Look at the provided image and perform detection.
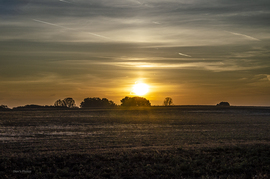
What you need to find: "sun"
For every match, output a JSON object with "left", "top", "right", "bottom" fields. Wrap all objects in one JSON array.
[{"left": 132, "top": 82, "right": 149, "bottom": 96}]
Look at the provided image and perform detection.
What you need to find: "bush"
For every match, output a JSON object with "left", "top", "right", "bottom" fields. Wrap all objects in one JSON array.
[
  {"left": 120, "top": 96, "right": 151, "bottom": 107},
  {"left": 0, "top": 105, "right": 9, "bottom": 110},
  {"left": 217, "top": 102, "right": 230, "bottom": 107},
  {"left": 54, "top": 98, "right": 76, "bottom": 108},
  {"left": 80, "top": 97, "right": 116, "bottom": 108}
]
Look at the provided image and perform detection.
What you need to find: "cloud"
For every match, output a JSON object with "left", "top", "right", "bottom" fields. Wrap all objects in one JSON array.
[
  {"left": 32, "top": 19, "right": 111, "bottom": 40},
  {"left": 152, "top": 21, "right": 161, "bottom": 24},
  {"left": 33, "top": 19, "right": 71, "bottom": 29},
  {"left": 97, "top": 59, "right": 265, "bottom": 72},
  {"left": 2, "top": 0, "right": 270, "bottom": 45},
  {"left": 179, "top": 53, "right": 192, "bottom": 57},
  {"left": 0, "top": 72, "right": 60, "bottom": 84},
  {"left": 226, "top": 31, "right": 260, "bottom": 41},
  {"left": 267, "top": 75, "right": 270, "bottom": 81},
  {"left": 59, "top": 0, "right": 72, "bottom": 4}
]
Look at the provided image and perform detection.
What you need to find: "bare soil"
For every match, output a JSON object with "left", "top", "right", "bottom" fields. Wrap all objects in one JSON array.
[{"left": 1, "top": 106, "right": 270, "bottom": 178}]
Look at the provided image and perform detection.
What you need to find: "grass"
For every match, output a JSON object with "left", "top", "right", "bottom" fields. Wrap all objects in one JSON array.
[{"left": 0, "top": 106, "right": 270, "bottom": 178}]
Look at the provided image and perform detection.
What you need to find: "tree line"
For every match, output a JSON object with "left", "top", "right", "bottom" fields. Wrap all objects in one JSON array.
[
  {"left": 0, "top": 97, "right": 232, "bottom": 110},
  {"left": 54, "top": 96, "right": 151, "bottom": 108},
  {"left": 53, "top": 96, "right": 170, "bottom": 108},
  {"left": 0, "top": 96, "right": 156, "bottom": 110}
]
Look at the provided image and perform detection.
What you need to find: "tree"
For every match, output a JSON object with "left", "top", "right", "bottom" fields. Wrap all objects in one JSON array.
[
  {"left": 101, "top": 98, "right": 117, "bottom": 107},
  {"left": 217, "top": 102, "right": 230, "bottom": 107},
  {"left": 62, "top": 97, "right": 76, "bottom": 108},
  {"left": 80, "top": 97, "right": 116, "bottom": 108},
  {"left": 120, "top": 96, "right": 151, "bottom": 107},
  {"left": 54, "top": 99, "right": 64, "bottom": 107},
  {"left": 0, "top": 105, "right": 9, "bottom": 110},
  {"left": 164, "top": 97, "right": 173, "bottom": 106},
  {"left": 54, "top": 98, "right": 76, "bottom": 108}
]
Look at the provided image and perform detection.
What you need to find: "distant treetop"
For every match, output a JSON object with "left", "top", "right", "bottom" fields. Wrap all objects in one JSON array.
[
  {"left": 120, "top": 96, "right": 151, "bottom": 107},
  {"left": 80, "top": 97, "right": 116, "bottom": 108},
  {"left": 12, "top": 104, "right": 66, "bottom": 110},
  {"left": 217, "top": 102, "right": 230, "bottom": 107},
  {"left": 164, "top": 97, "right": 173, "bottom": 106},
  {"left": 54, "top": 97, "right": 76, "bottom": 108},
  {"left": 0, "top": 105, "right": 9, "bottom": 110}
]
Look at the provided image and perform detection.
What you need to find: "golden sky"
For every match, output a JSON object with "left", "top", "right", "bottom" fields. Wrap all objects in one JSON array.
[{"left": 1, "top": 0, "right": 270, "bottom": 107}]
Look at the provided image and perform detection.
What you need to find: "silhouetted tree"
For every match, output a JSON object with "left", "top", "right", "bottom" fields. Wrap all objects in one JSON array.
[
  {"left": 164, "top": 97, "right": 173, "bottom": 106},
  {"left": 80, "top": 97, "right": 116, "bottom": 108},
  {"left": 121, "top": 96, "right": 151, "bottom": 107},
  {"left": 0, "top": 105, "right": 9, "bottom": 110},
  {"left": 217, "top": 102, "right": 230, "bottom": 107},
  {"left": 54, "top": 98, "right": 76, "bottom": 108},
  {"left": 54, "top": 99, "right": 65, "bottom": 107},
  {"left": 63, "top": 97, "right": 76, "bottom": 108}
]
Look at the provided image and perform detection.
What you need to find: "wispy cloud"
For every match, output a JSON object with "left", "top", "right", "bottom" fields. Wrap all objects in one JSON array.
[
  {"left": 226, "top": 31, "right": 260, "bottom": 41},
  {"left": 152, "top": 21, "right": 161, "bottom": 24},
  {"left": 33, "top": 19, "right": 71, "bottom": 30},
  {"left": 1, "top": 73, "right": 59, "bottom": 84},
  {"left": 129, "top": 0, "right": 142, "bottom": 5},
  {"left": 59, "top": 0, "right": 72, "bottom": 4},
  {"left": 179, "top": 53, "right": 192, "bottom": 57},
  {"left": 97, "top": 60, "right": 264, "bottom": 72},
  {"left": 267, "top": 75, "right": 270, "bottom": 81},
  {"left": 32, "top": 19, "right": 111, "bottom": 40}
]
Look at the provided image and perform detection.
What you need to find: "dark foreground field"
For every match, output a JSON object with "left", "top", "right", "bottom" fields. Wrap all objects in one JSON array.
[{"left": 1, "top": 106, "right": 270, "bottom": 178}]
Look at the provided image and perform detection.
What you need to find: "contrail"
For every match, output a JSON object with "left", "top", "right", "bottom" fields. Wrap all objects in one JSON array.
[
  {"left": 227, "top": 31, "right": 260, "bottom": 41},
  {"left": 33, "top": 19, "right": 70, "bottom": 29},
  {"left": 152, "top": 21, "right": 161, "bottom": 24},
  {"left": 88, "top": 32, "right": 111, "bottom": 40},
  {"left": 59, "top": 0, "right": 72, "bottom": 4},
  {"left": 179, "top": 53, "right": 192, "bottom": 57},
  {"left": 129, "top": 0, "right": 142, "bottom": 5},
  {"left": 32, "top": 19, "right": 111, "bottom": 40}
]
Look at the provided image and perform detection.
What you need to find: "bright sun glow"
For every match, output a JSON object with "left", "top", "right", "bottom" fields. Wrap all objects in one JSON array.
[{"left": 132, "top": 82, "right": 149, "bottom": 96}]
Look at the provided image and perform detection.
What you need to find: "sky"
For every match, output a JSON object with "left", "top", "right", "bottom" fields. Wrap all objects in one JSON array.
[{"left": 1, "top": 0, "right": 270, "bottom": 107}]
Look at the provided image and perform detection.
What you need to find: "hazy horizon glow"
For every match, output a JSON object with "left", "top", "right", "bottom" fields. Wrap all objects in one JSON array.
[{"left": 1, "top": 0, "right": 270, "bottom": 107}]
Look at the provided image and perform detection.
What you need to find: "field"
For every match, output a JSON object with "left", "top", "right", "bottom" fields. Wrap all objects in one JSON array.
[{"left": 1, "top": 106, "right": 270, "bottom": 178}]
